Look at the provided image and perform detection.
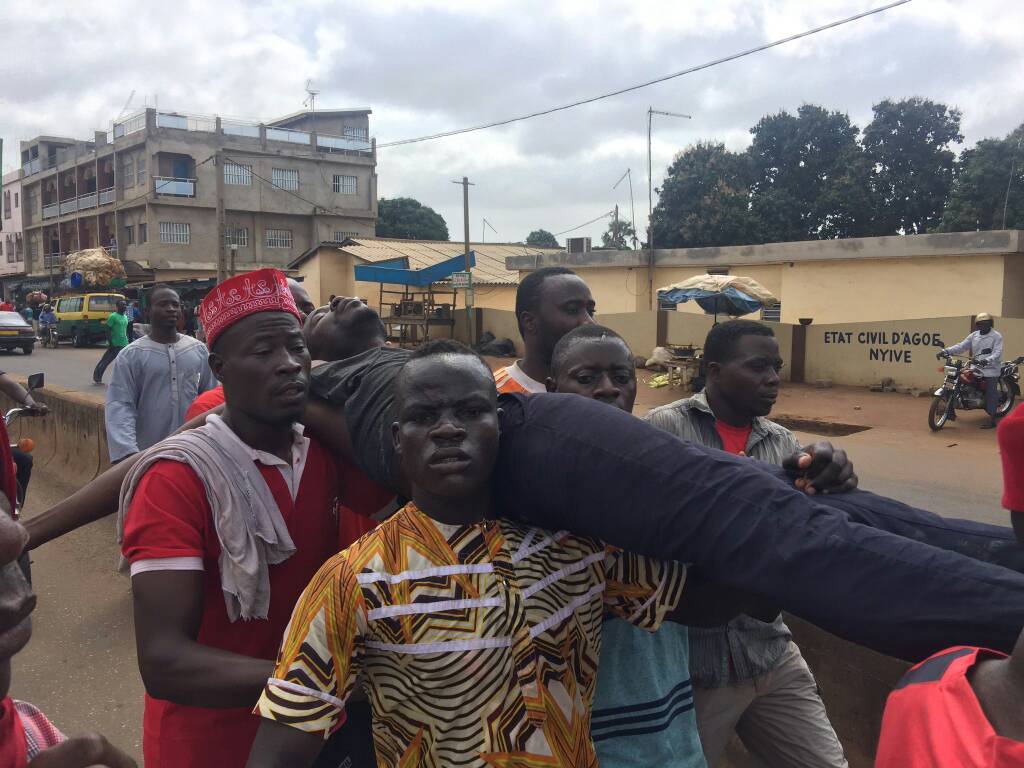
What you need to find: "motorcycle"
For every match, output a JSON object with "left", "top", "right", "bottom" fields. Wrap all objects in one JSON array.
[
  {"left": 928, "top": 353, "right": 1022, "bottom": 431},
  {"left": 41, "top": 324, "right": 59, "bottom": 348},
  {"left": 6, "top": 372, "right": 46, "bottom": 581}
]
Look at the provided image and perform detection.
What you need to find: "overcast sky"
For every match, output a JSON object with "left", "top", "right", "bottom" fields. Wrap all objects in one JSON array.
[{"left": 2, "top": 0, "right": 1022, "bottom": 245}]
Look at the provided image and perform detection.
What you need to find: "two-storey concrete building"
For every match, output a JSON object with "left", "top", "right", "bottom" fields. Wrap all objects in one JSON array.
[
  {"left": 13, "top": 106, "right": 377, "bottom": 298},
  {"left": 1, "top": 169, "right": 25, "bottom": 282}
]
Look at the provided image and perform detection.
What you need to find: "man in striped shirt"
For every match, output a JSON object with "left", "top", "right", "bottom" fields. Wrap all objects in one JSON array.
[
  {"left": 494, "top": 267, "right": 596, "bottom": 394},
  {"left": 248, "top": 340, "right": 743, "bottom": 768}
]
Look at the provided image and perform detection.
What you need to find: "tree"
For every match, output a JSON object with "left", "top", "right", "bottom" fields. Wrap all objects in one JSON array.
[
  {"left": 748, "top": 104, "right": 873, "bottom": 242},
  {"left": 525, "top": 229, "right": 559, "bottom": 248},
  {"left": 651, "top": 141, "right": 763, "bottom": 248},
  {"left": 601, "top": 217, "right": 637, "bottom": 249},
  {"left": 376, "top": 197, "right": 450, "bottom": 240},
  {"left": 940, "top": 124, "right": 1024, "bottom": 232},
  {"left": 863, "top": 98, "right": 963, "bottom": 235}
]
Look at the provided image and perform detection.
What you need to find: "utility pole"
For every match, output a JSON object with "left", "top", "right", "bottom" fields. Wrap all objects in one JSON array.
[
  {"left": 452, "top": 176, "right": 475, "bottom": 344},
  {"left": 215, "top": 149, "right": 226, "bottom": 283},
  {"left": 647, "top": 107, "right": 691, "bottom": 309}
]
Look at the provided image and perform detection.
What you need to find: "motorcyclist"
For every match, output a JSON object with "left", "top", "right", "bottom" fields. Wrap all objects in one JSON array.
[
  {"left": 938, "top": 312, "right": 1004, "bottom": 429},
  {"left": 38, "top": 304, "right": 57, "bottom": 345}
]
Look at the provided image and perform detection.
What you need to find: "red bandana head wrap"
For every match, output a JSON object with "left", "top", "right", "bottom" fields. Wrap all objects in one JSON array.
[{"left": 199, "top": 269, "right": 302, "bottom": 350}]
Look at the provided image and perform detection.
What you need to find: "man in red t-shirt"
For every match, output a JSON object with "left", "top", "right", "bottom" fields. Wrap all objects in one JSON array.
[
  {"left": 876, "top": 403, "right": 1024, "bottom": 766},
  {"left": 120, "top": 270, "right": 355, "bottom": 768}
]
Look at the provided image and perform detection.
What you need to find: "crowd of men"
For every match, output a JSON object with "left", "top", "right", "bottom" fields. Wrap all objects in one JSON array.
[{"left": 0, "top": 266, "right": 1022, "bottom": 767}]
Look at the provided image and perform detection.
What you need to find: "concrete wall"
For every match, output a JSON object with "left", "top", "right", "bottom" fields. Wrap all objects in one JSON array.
[
  {"left": 804, "top": 316, "right": 972, "bottom": 390},
  {"left": 778, "top": 254, "right": 1008, "bottom": 324},
  {"left": 1004, "top": 253, "right": 1024, "bottom": 318},
  {"left": 591, "top": 311, "right": 659, "bottom": 359}
]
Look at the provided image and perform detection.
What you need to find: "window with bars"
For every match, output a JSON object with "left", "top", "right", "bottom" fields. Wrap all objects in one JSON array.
[
  {"left": 224, "top": 163, "right": 252, "bottom": 186},
  {"left": 137, "top": 157, "right": 147, "bottom": 186},
  {"left": 124, "top": 225, "right": 135, "bottom": 245},
  {"left": 5, "top": 240, "right": 13, "bottom": 263},
  {"left": 122, "top": 156, "right": 135, "bottom": 188},
  {"left": 225, "top": 227, "right": 249, "bottom": 247},
  {"left": 332, "top": 231, "right": 358, "bottom": 242},
  {"left": 333, "top": 175, "right": 357, "bottom": 194},
  {"left": 271, "top": 168, "right": 299, "bottom": 191},
  {"left": 342, "top": 126, "right": 368, "bottom": 139},
  {"left": 159, "top": 222, "right": 191, "bottom": 244},
  {"left": 139, "top": 223, "right": 147, "bottom": 244},
  {"left": 264, "top": 228, "right": 292, "bottom": 248},
  {"left": 761, "top": 304, "right": 782, "bottom": 323},
  {"left": 28, "top": 239, "right": 38, "bottom": 260},
  {"left": 13, "top": 193, "right": 18, "bottom": 209}
]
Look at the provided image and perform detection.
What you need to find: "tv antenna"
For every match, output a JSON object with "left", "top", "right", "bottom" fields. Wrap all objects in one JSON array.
[
  {"left": 613, "top": 168, "right": 639, "bottom": 249},
  {"left": 303, "top": 80, "right": 320, "bottom": 113},
  {"left": 482, "top": 218, "right": 498, "bottom": 242}
]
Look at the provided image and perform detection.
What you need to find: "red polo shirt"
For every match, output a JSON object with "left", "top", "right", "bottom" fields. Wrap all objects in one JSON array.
[
  {"left": 121, "top": 438, "right": 340, "bottom": 768},
  {"left": 877, "top": 646, "right": 1024, "bottom": 767}
]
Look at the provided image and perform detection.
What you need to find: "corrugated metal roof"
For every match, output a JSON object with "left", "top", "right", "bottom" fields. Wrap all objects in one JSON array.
[{"left": 341, "top": 238, "right": 562, "bottom": 286}]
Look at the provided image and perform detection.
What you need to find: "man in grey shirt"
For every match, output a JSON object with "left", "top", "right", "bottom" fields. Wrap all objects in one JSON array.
[
  {"left": 646, "top": 319, "right": 852, "bottom": 768},
  {"left": 105, "top": 285, "right": 216, "bottom": 462}
]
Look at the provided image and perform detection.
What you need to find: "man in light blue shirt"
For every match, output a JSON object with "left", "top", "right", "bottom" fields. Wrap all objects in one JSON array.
[
  {"left": 941, "top": 312, "right": 1004, "bottom": 429},
  {"left": 105, "top": 286, "right": 216, "bottom": 462}
]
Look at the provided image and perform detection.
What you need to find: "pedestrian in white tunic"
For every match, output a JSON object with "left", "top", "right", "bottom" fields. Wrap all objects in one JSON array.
[{"left": 105, "top": 286, "right": 216, "bottom": 462}]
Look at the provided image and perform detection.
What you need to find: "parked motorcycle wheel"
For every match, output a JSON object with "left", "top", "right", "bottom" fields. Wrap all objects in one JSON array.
[
  {"left": 996, "top": 378, "right": 1016, "bottom": 417},
  {"left": 928, "top": 394, "right": 952, "bottom": 431}
]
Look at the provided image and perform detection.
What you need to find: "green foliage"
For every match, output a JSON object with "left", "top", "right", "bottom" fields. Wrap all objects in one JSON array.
[
  {"left": 863, "top": 98, "right": 963, "bottom": 234},
  {"left": 748, "top": 105, "right": 873, "bottom": 241},
  {"left": 525, "top": 229, "right": 560, "bottom": 248},
  {"left": 651, "top": 142, "right": 763, "bottom": 248},
  {"left": 376, "top": 197, "right": 450, "bottom": 241},
  {"left": 601, "top": 217, "right": 637, "bottom": 249},
  {"left": 940, "top": 124, "right": 1024, "bottom": 232}
]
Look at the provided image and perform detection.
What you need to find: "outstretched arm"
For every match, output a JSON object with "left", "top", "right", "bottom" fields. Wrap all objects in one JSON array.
[{"left": 24, "top": 397, "right": 363, "bottom": 550}]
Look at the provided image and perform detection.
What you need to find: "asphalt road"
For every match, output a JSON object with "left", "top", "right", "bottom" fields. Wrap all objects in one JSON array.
[
  {"left": 0, "top": 341, "right": 120, "bottom": 394},
  {"left": 6, "top": 367, "right": 1018, "bottom": 762}
]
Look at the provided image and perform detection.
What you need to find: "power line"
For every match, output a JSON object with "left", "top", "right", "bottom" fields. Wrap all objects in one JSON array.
[
  {"left": 377, "top": 0, "right": 911, "bottom": 149},
  {"left": 554, "top": 210, "right": 614, "bottom": 237}
]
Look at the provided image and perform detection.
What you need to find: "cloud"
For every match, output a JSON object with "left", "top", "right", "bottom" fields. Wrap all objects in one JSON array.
[{"left": 2, "top": 0, "right": 1022, "bottom": 246}]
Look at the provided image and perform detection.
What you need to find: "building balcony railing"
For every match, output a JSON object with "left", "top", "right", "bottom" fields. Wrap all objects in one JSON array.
[
  {"left": 113, "top": 112, "right": 146, "bottom": 139},
  {"left": 154, "top": 177, "right": 196, "bottom": 197},
  {"left": 59, "top": 199, "right": 78, "bottom": 216},
  {"left": 98, "top": 187, "right": 115, "bottom": 205},
  {"left": 266, "top": 126, "right": 311, "bottom": 145},
  {"left": 78, "top": 192, "right": 97, "bottom": 210},
  {"left": 42, "top": 253, "right": 66, "bottom": 270},
  {"left": 22, "top": 158, "right": 41, "bottom": 176},
  {"left": 42, "top": 204, "right": 59, "bottom": 220},
  {"left": 317, "top": 134, "right": 372, "bottom": 153},
  {"left": 156, "top": 112, "right": 217, "bottom": 132}
]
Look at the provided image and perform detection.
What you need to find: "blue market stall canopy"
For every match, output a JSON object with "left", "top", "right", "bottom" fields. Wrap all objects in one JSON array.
[
  {"left": 354, "top": 251, "right": 476, "bottom": 286},
  {"left": 657, "top": 274, "right": 778, "bottom": 318}
]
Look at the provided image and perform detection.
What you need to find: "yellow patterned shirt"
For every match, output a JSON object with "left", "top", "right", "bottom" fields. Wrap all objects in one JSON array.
[{"left": 256, "top": 502, "right": 687, "bottom": 767}]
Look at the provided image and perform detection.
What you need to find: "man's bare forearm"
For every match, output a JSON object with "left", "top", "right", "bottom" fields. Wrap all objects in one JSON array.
[
  {"left": 24, "top": 453, "right": 141, "bottom": 549},
  {"left": 141, "top": 637, "right": 275, "bottom": 709}
]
